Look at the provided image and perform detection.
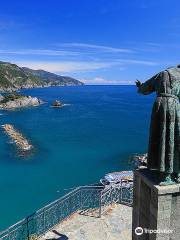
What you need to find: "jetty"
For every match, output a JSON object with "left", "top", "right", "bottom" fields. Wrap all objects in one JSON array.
[{"left": 1, "top": 124, "right": 33, "bottom": 151}]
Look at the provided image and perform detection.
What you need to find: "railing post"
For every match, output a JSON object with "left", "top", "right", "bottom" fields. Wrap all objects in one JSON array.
[
  {"left": 80, "top": 188, "right": 82, "bottom": 211},
  {"left": 8, "top": 227, "right": 10, "bottom": 240},
  {"left": 27, "top": 217, "right": 30, "bottom": 240},
  {"left": 111, "top": 186, "right": 113, "bottom": 204},
  {"left": 119, "top": 180, "right": 123, "bottom": 204},
  {"left": 99, "top": 191, "right": 102, "bottom": 218},
  {"left": 43, "top": 209, "right": 46, "bottom": 232}
]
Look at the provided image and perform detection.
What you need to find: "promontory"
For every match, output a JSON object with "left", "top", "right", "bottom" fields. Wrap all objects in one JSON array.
[
  {"left": 0, "top": 61, "right": 84, "bottom": 92},
  {"left": 0, "top": 92, "right": 43, "bottom": 110}
]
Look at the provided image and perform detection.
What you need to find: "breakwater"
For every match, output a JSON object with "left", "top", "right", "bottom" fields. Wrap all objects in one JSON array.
[{"left": 1, "top": 124, "right": 32, "bottom": 151}]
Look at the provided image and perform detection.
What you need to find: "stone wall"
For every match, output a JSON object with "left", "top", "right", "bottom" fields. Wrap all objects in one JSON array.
[{"left": 132, "top": 169, "right": 180, "bottom": 240}]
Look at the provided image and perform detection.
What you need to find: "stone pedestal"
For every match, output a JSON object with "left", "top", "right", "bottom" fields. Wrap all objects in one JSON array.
[{"left": 132, "top": 169, "right": 180, "bottom": 240}]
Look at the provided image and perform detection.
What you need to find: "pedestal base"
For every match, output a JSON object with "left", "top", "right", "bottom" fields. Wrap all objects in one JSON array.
[{"left": 132, "top": 169, "right": 180, "bottom": 240}]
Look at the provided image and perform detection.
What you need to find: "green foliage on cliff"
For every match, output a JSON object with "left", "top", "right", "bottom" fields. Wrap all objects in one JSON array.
[
  {"left": 0, "top": 92, "right": 27, "bottom": 103},
  {"left": 0, "top": 61, "right": 83, "bottom": 91}
]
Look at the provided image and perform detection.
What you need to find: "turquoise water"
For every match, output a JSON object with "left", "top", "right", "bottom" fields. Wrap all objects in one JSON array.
[{"left": 0, "top": 85, "right": 153, "bottom": 230}]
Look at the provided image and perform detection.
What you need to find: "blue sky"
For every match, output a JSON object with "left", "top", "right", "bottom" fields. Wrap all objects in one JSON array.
[{"left": 0, "top": 0, "right": 180, "bottom": 84}]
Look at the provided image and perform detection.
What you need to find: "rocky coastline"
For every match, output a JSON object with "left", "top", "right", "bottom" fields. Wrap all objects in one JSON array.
[
  {"left": 0, "top": 94, "right": 43, "bottom": 110},
  {"left": 0, "top": 61, "right": 84, "bottom": 93},
  {"left": 2, "top": 124, "right": 33, "bottom": 151}
]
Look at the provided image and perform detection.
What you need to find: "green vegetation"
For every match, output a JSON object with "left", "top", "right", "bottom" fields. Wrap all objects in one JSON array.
[
  {"left": 0, "top": 61, "right": 83, "bottom": 91},
  {"left": 0, "top": 62, "right": 43, "bottom": 90},
  {"left": 0, "top": 92, "right": 27, "bottom": 104}
]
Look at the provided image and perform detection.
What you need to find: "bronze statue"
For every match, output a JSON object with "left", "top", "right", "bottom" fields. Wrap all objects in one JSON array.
[{"left": 136, "top": 65, "right": 180, "bottom": 185}]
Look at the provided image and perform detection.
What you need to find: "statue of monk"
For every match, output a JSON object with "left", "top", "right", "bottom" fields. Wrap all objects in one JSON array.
[{"left": 136, "top": 65, "right": 180, "bottom": 185}]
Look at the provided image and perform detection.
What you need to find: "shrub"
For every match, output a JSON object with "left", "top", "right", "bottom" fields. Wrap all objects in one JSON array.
[{"left": 0, "top": 92, "right": 28, "bottom": 103}]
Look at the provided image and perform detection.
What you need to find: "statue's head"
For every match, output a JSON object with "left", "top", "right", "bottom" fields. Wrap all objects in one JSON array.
[{"left": 177, "top": 64, "right": 180, "bottom": 68}]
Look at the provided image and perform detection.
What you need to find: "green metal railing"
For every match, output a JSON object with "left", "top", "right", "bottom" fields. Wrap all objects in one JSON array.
[{"left": 0, "top": 184, "right": 133, "bottom": 240}]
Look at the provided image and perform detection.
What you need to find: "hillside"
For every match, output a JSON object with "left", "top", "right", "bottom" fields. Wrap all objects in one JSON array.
[{"left": 0, "top": 61, "right": 83, "bottom": 91}]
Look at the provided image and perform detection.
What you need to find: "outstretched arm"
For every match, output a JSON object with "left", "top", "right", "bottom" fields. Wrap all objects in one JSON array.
[{"left": 136, "top": 73, "right": 160, "bottom": 95}]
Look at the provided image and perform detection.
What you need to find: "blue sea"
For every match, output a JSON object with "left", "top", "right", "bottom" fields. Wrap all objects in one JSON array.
[{"left": 0, "top": 85, "right": 153, "bottom": 230}]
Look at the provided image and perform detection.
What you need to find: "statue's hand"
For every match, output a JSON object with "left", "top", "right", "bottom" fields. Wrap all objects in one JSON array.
[{"left": 135, "top": 80, "right": 142, "bottom": 88}]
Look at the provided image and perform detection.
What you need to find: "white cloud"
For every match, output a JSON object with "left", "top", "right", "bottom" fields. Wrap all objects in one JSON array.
[
  {"left": 116, "top": 59, "right": 158, "bottom": 66},
  {"left": 59, "top": 42, "right": 134, "bottom": 53},
  {"left": 81, "top": 77, "right": 134, "bottom": 85},
  {"left": 16, "top": 60, "right": 121, "bottom": 73},
  {"left": 0, "top": 44, "right": 158, "bottom": 70},
  {"left": 14, "top": 57, "right": 157, "bottom": 74},
  {"left": 0, "top": 42, "right": 134, "bottom": 58},
  {"left": 0, "top": 49, "right": 79, "bottom": 56}
]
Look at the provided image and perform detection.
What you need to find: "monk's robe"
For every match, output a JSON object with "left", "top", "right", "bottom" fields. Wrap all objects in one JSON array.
[{"left": 138, "top": 67, "right": 180, "bottom": 174}]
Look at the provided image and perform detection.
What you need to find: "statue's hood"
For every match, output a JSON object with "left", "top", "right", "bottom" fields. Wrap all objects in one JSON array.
[
  {"left": 166, "top": 67, "right": 180, "bottom": 88},
  {"left": 167, "top": 67, "right": 180, "bottom": 78}
]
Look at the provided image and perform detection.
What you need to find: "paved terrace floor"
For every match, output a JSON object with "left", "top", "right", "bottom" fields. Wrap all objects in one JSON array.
[{"left": 40, "top": 204, "right": 132, "bottom": 240}]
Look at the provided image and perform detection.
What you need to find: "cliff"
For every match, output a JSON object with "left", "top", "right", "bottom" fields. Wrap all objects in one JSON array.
[
  {"left": 0, "top": 92, "right": 42, "bottom": 109},
  {"left": 0, "top": 61, "right": 84, "bottom": 91}
]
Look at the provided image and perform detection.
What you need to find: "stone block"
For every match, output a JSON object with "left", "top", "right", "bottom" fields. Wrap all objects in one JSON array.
[{"left": 132, "top": 169, "right": 180, "bottom": 240}]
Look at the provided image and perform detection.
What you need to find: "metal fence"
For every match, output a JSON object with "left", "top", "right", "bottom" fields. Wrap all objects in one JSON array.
[
  {"left": 0, "top": 183, "right": 133, "bottom": 240},
  {"left": 100, "top": 181, "right": 133, "bottom": 215}
]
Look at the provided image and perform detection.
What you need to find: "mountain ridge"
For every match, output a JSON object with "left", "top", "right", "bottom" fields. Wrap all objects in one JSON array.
[{"left": 0, "top": 61, "right": 84, "bottom": 91}]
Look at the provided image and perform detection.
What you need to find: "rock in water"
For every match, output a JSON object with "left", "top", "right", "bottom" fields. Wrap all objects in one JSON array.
[
  {"left": 51, "top": 100, "right": 64, "bottom": 107},
  {"left": 0, "top": 95, "right": 43, "bottom": 109},
  {"left": 2, "top": 124, "right": 33, "bottom": 151}
]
